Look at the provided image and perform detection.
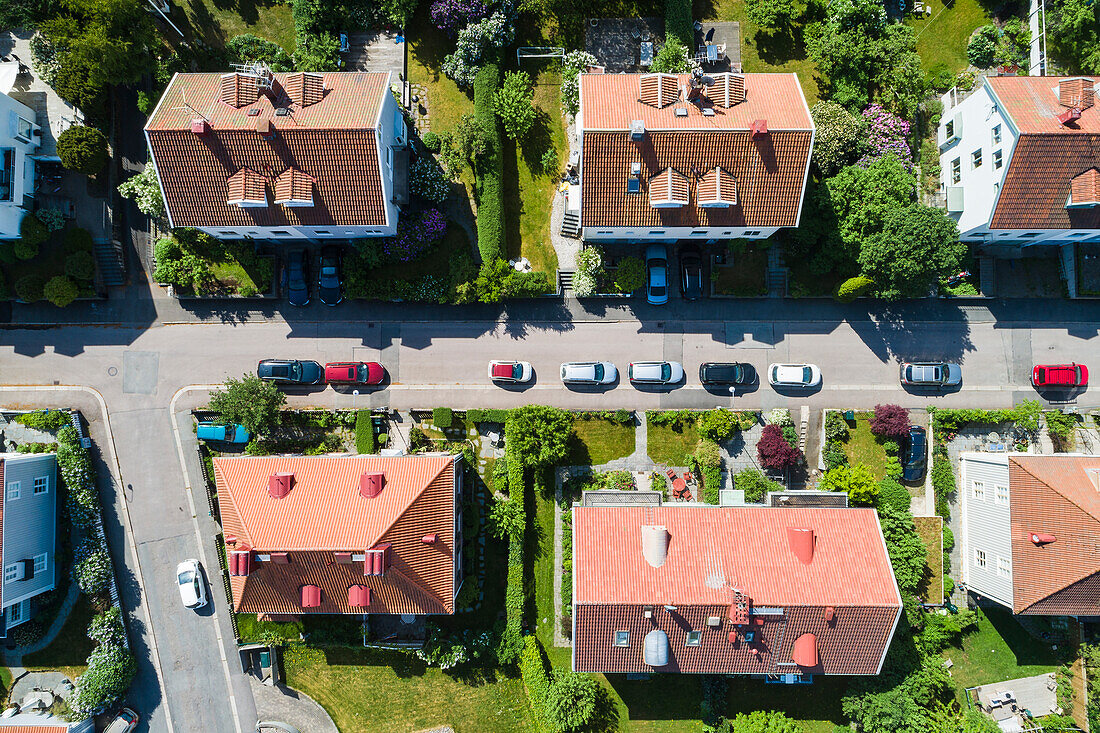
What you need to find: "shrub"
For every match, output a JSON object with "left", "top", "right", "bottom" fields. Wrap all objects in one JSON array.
[
  {"left": 665, "top": 0, "right": 694, "bottom": 47},
  {"left": 823, "top": 441, "right": 848, "bottom": 469},
  {"left": 539, "top": 147, "right": 558, "bottom": 175},
  {"left": 931, "top": 448, "right": 955, "bottom": 519},
  {"left": 943, "top": 575, "right": 955, "bottom": 599},
  {"left": 494, "top": 71, "right": 536, "bottom": 141},
  {"left": 699, "top": 409, "right": 753, "bottom": 442},
  {"left": 735, "top": 468, "right": 782, "bottom": 503},
  {"left": 836, "top": 275, "right": 874, "bottom": 302},
  {"left": 431, "top": 0, "right": 489, "bottom": 35},
  {"left": 942, "top": 525, "right": 954, "bottom": 551},
  {"left": 441, "top": 11, "right": 514, "bottom": 87},
  {"left": 758, "top": 424, "right": 803, "bottom": 470},
  {"left": 20, "top": 214, "right": 49, "bottom": 247},
  {"left": 878, "top": 476, "right": 911, "bottom": 512},
  {"left": 71, "top": 642, "right": 137, "bottom": 717},
  {"left": 857, "top": 104, "right": 912, "bottom": 169},
  {"left": 385, "top": 209, "right": 447, "bottom": 263},
  {"left": 869, "top": 404, "right": 910, "bottom": 439},
  {"left": 614, "top": 255, "right": 645, "bottom": 293},
  {"left": 65, "top": 227, "right": 94, "bottom": 254},
  {"left": 433, "top": 407, "right": 454, "bottom": 429},
  {"left": 355, "top": 410, "right": 375, "bottom": 454},
  {"left": 473, "top": 62, "right": 504, "bottom": 263},
  {"left": 14, "top": 238, "right": 38, "bottom": 260},
  {"left": 75, "top": 543, "right": 113, "bottom": 595},
  {"left": 118, "top": 163, "right": 165, "bottom": 217},
  {"left": 35, "top": 208, "right": 65, "bottom": 232},
  {"left": 520, "top": 636, "right": 553, "bottom": 729},
  {"left": 820, "top": 463, "right": 878, "bottom": 505},
  {"left": 227, "top": 33, "right": 292, "bottom": 70},
  {"left": 11, "top": 620, "right": 45, "bottom": 647},
  {"left": 651, "top": 35, "right": 696, "bottom": 74},
  {"left": 546, "top": 670, "right": 600, "bottom": 732},
  {"left": 422, "top": 131, "right": 442, "bottom": 152},
  {"left": 15, "top": 274, "right": 46, "bottom": 302},
  {"left": 488, "top": 496, "right": 524, "bottom": 540},
  {"left": 14, "top": 410, "right": 72, "bottom": 432},
  {"left": 811, "top": 101, "right": 867, "bottom": 175},
  {"left": 967, "top": 25, "right": 999, "bottom": 68},
  {"left": 765, "top": 408, "right": 792, "bottom": 426},
  {"left": 878, "top": 505, "right": 928, "bottom": 595},
  {"left": 561, "top": 50, "right": 598, "bottom": 118},
  {"left": 409, "top": 157, "right": 451, "bottom": 203},
  {"left": 825, "top": 411, "right": 850, "bottom": 442},
  {"left": 408, "top": 426, "right": 428, "bottom": 451},
  {"left": 209, "top": 373, "right": 286, "bottom": 435},
  {"left": 66, "top": 250, "right": 96, "bottom": 280},
  {"left": 295, "top": 32, "right": 341, "bottom": 72},
  {"left": 57, "top": 125, "right": 109, "bottom": 175},
  {"left": 44, "top": 275, "right": 79, "bottom": 307}
]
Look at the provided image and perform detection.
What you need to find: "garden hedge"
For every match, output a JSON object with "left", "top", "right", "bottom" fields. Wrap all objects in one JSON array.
[
  {"left": 473, "top": 61, "right": 504, "bottom": 263},
  {"left": 355, "top": 409, "right": 375, "bottom": 454},
  {"left": 520, "top": 636, "right": 553, "bottom": 730},
  {"left": 665, "top": 0, "right": 694, "bottom": 49},
  {"left": 433, "top": 407, "right": 454, "bottom": 429},
  {"left": 931, "top": 446, "right": 954, "bottom": 519}
]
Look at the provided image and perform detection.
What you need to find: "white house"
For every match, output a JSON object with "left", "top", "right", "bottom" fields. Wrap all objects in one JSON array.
[
  {"left": 938, "top": 76, "right": 1100, "bottom": 246},
  {"left": 0, "top": 90, "right": 42, "bottom": 240},
  {"left": 145, "top": 68, "right": 406, "bottom": 242},
  {"left": 573, "top": 71, "right": 815, "bottom": 243}
]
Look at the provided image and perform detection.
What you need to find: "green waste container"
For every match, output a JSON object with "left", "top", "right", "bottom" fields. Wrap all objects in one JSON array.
[
  {"left": 843, "top": 410, "right": 855, "bottom": 421},
  {"left": 259, "top": 651, "right": 270, "bottom": 668}
]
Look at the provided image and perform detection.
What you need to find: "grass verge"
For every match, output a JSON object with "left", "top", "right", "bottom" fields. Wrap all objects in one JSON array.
[
  {"left": 914, "top": 515, "right": 944, "bottom": 605},
  {"left": 567, "top": 418, "right": 636, "bottom": 465}
]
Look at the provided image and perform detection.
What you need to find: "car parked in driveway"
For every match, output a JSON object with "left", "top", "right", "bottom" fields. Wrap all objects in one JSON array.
[
  {"left": 560, "top": 361, "right": 617, "bottom": 385},
  {"left": 317, "top": 246, "right": 343, "bottom": 306},
  {"left": 645, "top": 244, "right": 669, "bottom": 305},
  {"left": 901, "top": 425, "right": 927, "bottom": 482},
  {"left": 176, "top": 559, "right": 207, "bottom": 609},
  {"left": 699, "top": 362, "right": 756, "bottom": 386},
  {"left": 196, "top": 422, "right": 250, "bottom": 444},
  {"left": 324, "top": 361, "right": 384, "bottom": 385},
  {"left": 105, "top": 708, "right": 139, "bottom": 733},
  {"left": 489, "top": 360, "right": 533, "bottom": 383},
  {"left": 257, "top": 359, "right": 324, "bottom": 385},
  {"left": 629, "top": 361, "right": 684, "bottom": 384},
  {"left": 899, "top": 361, "right": 962, "bottom": 388},
  {"left": 679, "top": 245, "right": 703, "bottom": 301},
  {"left": 1032, "top": 363, "right": 1088, "bottom": 388},
  {"left": 285, "top": 249, "right": 310, "bottom": 306},
  {"left": 768, "top": 363, "right": 821, "bottom": 388}
]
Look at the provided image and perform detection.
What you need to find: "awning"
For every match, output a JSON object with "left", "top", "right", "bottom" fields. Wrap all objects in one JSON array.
[{"left": 0, "top": 62, "right": 19, "bottom": 95}]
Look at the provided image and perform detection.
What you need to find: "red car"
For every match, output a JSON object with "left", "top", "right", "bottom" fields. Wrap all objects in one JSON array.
[
  {"left": 1032, "top": 363, "right": 1088, "bottom": 388},
  {"left": 324, "top": 361, "right": 384, "bottom": 385}
]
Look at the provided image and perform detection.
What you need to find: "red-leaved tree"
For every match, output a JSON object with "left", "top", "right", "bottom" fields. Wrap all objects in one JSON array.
[
  {"left": 757, "top": 424, "right": 803, "bottom": 470},
  {"left": 869, "top": 404, "right": 910, "bottom": 439}
]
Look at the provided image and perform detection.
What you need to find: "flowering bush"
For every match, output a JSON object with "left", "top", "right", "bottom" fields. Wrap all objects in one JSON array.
[
  {"left": 765, "top": 408, "right": 792, "bottom": 426},
  {"left": 416, "top": 627, "right": 495, "bottom": 669},
  {"left": 430, "top": 0, "right": 488, "bottom": 36},
  {"left": 562, "top": 50, "right": 598, "bottom": 118},
  {"left": 75, "top": 541, "right": 113, "bottom": 595},
  {"left": 383, "top": 209, "right": 446, "bottom": 263},
  {"left": 442, "top": 10, "right": 514, "bottom": 88},
  {"left": 857, "top": 104, "right": 911, "bottom": 169},
  {"left": 118, "top": 163, "right": 166, "bottom": 218},
  {"left": 409, "top": 158, "right": 451, "bottom": 202}
]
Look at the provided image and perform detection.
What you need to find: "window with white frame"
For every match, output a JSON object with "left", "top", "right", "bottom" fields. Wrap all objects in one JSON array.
[
  {"left": 3, "top": 564, "right": 20, "bottom": 582},
  {"left": 972, "top": 481, "right": 985, "bottom": 501},
  {"left": 685, "top": 630, "right": 702, "bottom": 646},
  {"left": 972, "top": 149, "right": 983, "bottom": 169},
  {"left": 974, "top": 549, "right": 987, "bottom": 568},
  {"left": 8, "top": 602, "right": 21, "bottom": 624},
  {"left": 995, "top": 485, "right": 1009, "bottom": 505},
  {"left": 997, "top": 556, "right": 1011, "bottom": 577},
  {"left": 5, "top": 482, "right": 19, "bottom": 501},
  {"left": 33, "top": 554, "right": 47, "bottom": 575},
  {"left": 33, "top": 476, "right": 48, "bottom": 495},
  {"left": 993, "top": 149, "right": 1003, "bottom": 169},
  {"left": 945, "top": 119, "right": 955, "bottom": 139},
  {"left": 992, "top": 124, "right": 1002, "bottom": 144},
  {"left": 15, "top": 117, "right": 33, "bottom": 142},
  {"left": 951, "top": 158, "right": 961, "bottom": 184},
  {"left": 614, "top": 630, "right": 630, "bottom": 647}
]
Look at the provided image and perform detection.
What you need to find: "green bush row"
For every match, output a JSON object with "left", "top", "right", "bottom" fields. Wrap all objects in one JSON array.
[
  {"left": 355, "top": 409, "right": 375, "bottom": 454},
  {"left": 931, "top": 446, "right": 955, "bottom": 520},
  {"left": 520, "top": 636, "right": 553, "bottom": 730},
  {"left": 497, "top": 442, "right": 527, "bottom": 666},
  {"left": 665, "top": 0, "right": 693, "bottom": 48},
  {"left": 433, "top": 407, "right": 454, "bottom": 429},
  {"left": 930, "top": 401, "right": 1042, "bottom": 436},
  {"left": 576, "top": 409, "right": 633, "bottom": 426},
  {"left": 13, "top": 409, "right": 72, "bottom": 432},
  {"left": 466, "top": 408, "right": 511, "bottom": 424},
  {"left": 473, "top": 61, "right": 504, "bottom": 263}
]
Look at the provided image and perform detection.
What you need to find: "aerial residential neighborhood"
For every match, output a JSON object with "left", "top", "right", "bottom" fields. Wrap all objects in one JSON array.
[{"left": 1, "top": 0, "right": 1100, "bottom": 729}]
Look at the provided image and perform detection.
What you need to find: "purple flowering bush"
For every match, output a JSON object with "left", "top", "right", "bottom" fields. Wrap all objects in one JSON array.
[
  {"left": 857, "top": 104, "right": 912, "bottom": 169},
  {"left": 431, "top": 0, "right": 489, "bottom": 36},
  {"left": 383, "top": 209, "right": 448, "bottom": 263}
]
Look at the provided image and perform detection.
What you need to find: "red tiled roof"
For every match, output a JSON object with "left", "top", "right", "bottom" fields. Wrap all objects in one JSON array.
[
  {"left": 226, "top": 168, "right": 267, "bottom": 205},
  {"left": 274, "top": 167, "right": 316, "bottom": 205},
  {"left": 1009, "top": 455, "right": 1100, "bottom": 615},
  {"left": 1071, "top": 168, "right": 1100, "bottom": 205},
  {"left": 214, "top": 454, "right": 458, "bottom": 615},
  {"left": 988, "top": 76, "right": 1100, "bottom": 133},
  {"left": 146, "top": 72, "right": 390, "bottom": 229},
  {"left": 990, "top": 135, "right": 1100, "bottom": 229},
  {"left": 0, "top": 727, "right": 73, "bottom": 732}
]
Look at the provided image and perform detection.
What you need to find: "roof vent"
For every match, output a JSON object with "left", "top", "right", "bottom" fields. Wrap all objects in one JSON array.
[
  {"left": 268, "top": 472, "right": 294, "bottom": 499},
  {"left": 190, "top": 118, "right": 209, "bottom": 135},
  {"left": 334, "top": 551, "right": 354, "bottom": 564},
  {"left": 1059, "top": 107, "right": 1082, "bottom": 126},
  {"left": 300, "top": 584, "right": 322, "bottom": 608},
  {"left": 255, "top": 117, "right": 275, "bottom": 138},
  {"left": 751, "top": 118, "right": 769, "bottom": 138},
  {"left": 643, "top": 605, "right": 654, "bottom": 618},
  {"left": 791, "top": 633, "right": 818, "bottom": 667},
  {"left": 643, "top": 629, "right": 669, "bottom": 667},
  {"left": 270, "top": 552, "right": 289, "bottom": 564},
  {"left": 360, "top": 471, "right": 385, "bottom": 499},
  {"left": 787, "top": 527, "right": 815, "bottom": 564},
  {"left": 274, "top": 107, "right": 291, "bottom": 117},
  {"left": 226, "top": 535, "right": 238, "bottom": 545},
  {"left": 348, "top": 584, "right": 371, "bottom": 608},
  {"left": 640, "top": 525, "right": 669, "bottom": 568},
  {"left": 674, "top": 107, "right": 689, "bottom": 117},
  {"left": 825, "top": 606, "right": 836, "bottom": 622},
  {"left": 422, "top": 534, "right": 437, "bottom": 544},
  {"left": 1030, "top": 532, "right": 1056, "bottom": 545},
  {"left": 630, "top": 119, "right": 645, "bottom": 140},
  {"left": 1059, "top": 77, "right": 1095, "bottom": 110},
  {"left": 702, "top": 108, "right": 716, "bottom": 117},
  {"left": 229, "top": 550, "right": 252, "bottom": 576},
  {"left": 707, "top": 616, "right": 721, "bottom": 627}
]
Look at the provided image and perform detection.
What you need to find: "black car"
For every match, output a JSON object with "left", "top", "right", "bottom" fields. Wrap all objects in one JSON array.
[
  {"left": 285, "top": 249, "right": 310, "bottom": 306},
  {"left": 257, "top": 359, "right": 324, "bottom": 385},
  {"left": 699, "top": 362, "right": 756, "bottom": 386},
  {"left": 901, "top": 425, "right": 927, "bottom": 482},
  {"left": 679, "top": 245, "right": 704, "bottom": 300},
  {"left": 318, "top": 246, "right": 343, "bottom": 306}
]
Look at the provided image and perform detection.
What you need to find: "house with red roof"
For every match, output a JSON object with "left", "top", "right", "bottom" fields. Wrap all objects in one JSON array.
[
  {"left": 570, "top": 71, "right": 815, "bottom": 243},
  {"left": 145, "top": 67, "right": 407, "bottom": 242},
  {"left": 937, "top": 76, "right": 1100, "bottom": 254},
  {"left": 959, "top": 452, "right": 1100, "bottom": 616},
  {"left": 212, "top": 454, "right": 463, "bottom": 617},
  {"left": 572, "top": 505, "right": 901, "bottom": 679}
]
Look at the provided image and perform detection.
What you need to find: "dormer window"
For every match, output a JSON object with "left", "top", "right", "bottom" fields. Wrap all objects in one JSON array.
[
  {"left": 227, "top": 168, "right": 268, "bottom": 208},
  {"left": 698, "top": 167, "right": 737, "bottom": 208},
  {"left": 274, "top": 167, "right": 316, "bottom": 208},
  {"left": 1069, "top": 168, "right": 1100, "bottom": 208},
  {"left": 648, "top": 168, "right": 689, "bottom": 208}
]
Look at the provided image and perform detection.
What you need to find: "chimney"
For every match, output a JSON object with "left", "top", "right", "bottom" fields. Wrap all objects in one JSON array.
[
  {"left": 255, "top": 117, "right": 274, "bottom": 139},
  {"left": 300, "top": 584, "right": 322, "bottom": 608},
  {"left": 640, "top": 525, "right": 669, "bottom": 568},
  {"left": 825, "top": 606, "right": 836, "bottom": 622},
  {"left": 787, "top": 527, "right": 815, "bottom": 564},
  {"left": 422, "top": 534, "right": 437, "bottom": 544},
  {"left": 191, "top": 118, "right": 209, "bottom": 135},
  {"left": 360, "top": 471, "right": 385, "bottom": 498},
  {"left": 630, "top": 119, "right": 645, "bottom": 141},
  {"left": 1059, "top": 78, "right": 1095, "bottom": 110},
  {"left": 751, "top": 119, "right": 768, "bottom": 138},
  {"left": 225, "top": 535, "right": 237, "bottom": 546},
  {"left": 268, "top": 472, "right": 294, "bottom": 499},
  {"left": 1030, "top": 532, "right": 1056, "bottom": 545},
  {"left": 364, "top": 544, "right": 391, "bottom": 576}
]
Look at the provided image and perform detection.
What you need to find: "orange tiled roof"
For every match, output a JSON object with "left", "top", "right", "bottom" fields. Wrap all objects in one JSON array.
[
  {"left": 274, "top": 167, "right": 316, "bottom": 205},
  {"left": 146, "top": 72, "right": 389, "bottom": 229},
  {"left": 214, "top": 454, "right": 458, "bottom": 615},
  {"left": 1071, "top": 168, "right": 1100, "bottom": 205},
  {"left": 1009, "top": 455, "right": 1100, "bottom": 615},
  {"left": 226, "top": 168, "right": 267, "bottom": 205}
]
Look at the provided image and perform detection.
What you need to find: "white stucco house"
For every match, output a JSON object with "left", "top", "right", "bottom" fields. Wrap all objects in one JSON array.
[{"left": 0, "top": 90, "right": 42, "bottom": 240}]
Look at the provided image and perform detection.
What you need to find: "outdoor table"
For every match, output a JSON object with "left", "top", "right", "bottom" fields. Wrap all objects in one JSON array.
[
  {"left": 707, "top": 44, "right": 718, "bottom": 62},
  {"left": 672, "top": 477, "right": 687, "bottom": 495}
]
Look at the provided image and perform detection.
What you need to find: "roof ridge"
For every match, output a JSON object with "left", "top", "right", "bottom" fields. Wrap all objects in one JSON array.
[{"left": 369, "top": 455, "right": 454, "bottom": 546}]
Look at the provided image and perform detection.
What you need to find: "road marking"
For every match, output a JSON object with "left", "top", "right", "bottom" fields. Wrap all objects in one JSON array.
[
  {"left": 0, "top": 385, "right": 173, "bottom": 732},
  {"left": 169, "top": 385, "right": 244, "bottom": 733}
]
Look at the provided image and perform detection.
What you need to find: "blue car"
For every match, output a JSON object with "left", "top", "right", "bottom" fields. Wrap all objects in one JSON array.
[{"left": 196, "top": 422, "right": 250, "bottom": 444}]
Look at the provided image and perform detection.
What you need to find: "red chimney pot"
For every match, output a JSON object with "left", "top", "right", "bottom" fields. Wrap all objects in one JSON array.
[
  {"left": 422, "top": 534, "right": 437, "bottom": 544},
  {"left": 1030, "top": 532, "right": 1056, "bottom": 545}
]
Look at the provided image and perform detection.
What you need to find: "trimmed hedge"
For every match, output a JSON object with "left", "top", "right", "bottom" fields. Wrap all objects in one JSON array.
[
  {"left": 836, "top": 275, "right": 874, "bottom": 302},
  {"left": 473, "top": 61, "right": 504, "bottom": 263},
  {"left": 497, "top": 442, "right": 527, "bottom": 666},
  {"left": 433, "top": 407, "right": 454, "bottom": 429},
  {"left": 355, "top": 409, "right": 375, "bottom": 454},
  {"left": 665, "top": 0, "right": 694, "bottom": 48},
  {"left": 931, "top": 446, "right": 955, "bottom": 519},
  {"left": 520, "top": 636, "right": 553, "bottom": 730}
]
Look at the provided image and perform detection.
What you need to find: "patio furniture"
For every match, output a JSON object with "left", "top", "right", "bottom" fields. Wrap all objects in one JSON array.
[
  {"left": 695, "top": 52, "right": 707, "bottom": 64},
  {"left": 672, "top": 477, "right": 687, "bottom": 494},
  {"left": 640, "top": 41, "right": 653, "bottom": 67},
  {"left": 707, "top": 44, "right": 718, "bottom": 63},
  {"left": 666, "top": 468, "right": 678, "bottom": 479}
]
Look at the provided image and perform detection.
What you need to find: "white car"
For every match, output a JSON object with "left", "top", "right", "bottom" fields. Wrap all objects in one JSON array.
[
  {"left": 560, "top": 361, "right": 617, "bottom": 385},
  {"left": 629, "top": 361, "right": 684, "bottom": 384},
  {"left": 176, "top": 559, "right": 208, "bottom": 609},
  {"left": 488, "top": 360, "right": 533, "bottom": 383},
  {"left": 768, "top": 363, "right": 822, "bottom": 388}
]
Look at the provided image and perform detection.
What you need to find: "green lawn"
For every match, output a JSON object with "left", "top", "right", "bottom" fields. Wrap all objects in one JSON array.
[
  {"left": 22, "top": 593, "right": 96, "bottom": 681},
  {"left": 648, "top": 422, "right": 702, "bottom": 465},
  {"left": 906, "top": 0, "right": 994, "bottom": 73},
  {"left": 842, "top": 414, "right": 889, "bottom": 480},
  {"left": 172, "top": 0, "right": 296, "bottom": 52},
  {"left": 712, "top": 247, "right": 768, "bottom": 296},
  {"left": 914, "top": 515, "right": 944, "bottom": 605},
  {"left": 283, "top": 645, "right": 533, "bottom": 733},
  {"left": 567, "top": 417, "right": 637, "bottom": 465}
]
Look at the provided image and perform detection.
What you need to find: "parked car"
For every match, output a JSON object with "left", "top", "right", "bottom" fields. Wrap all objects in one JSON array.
[
  {"left": 1032, "top": 363, "right": 1088, "bottom": 388},
  {"left": 324, "top": 361, "right": 384, "bottom": 385},
  {"left": 645, "top": 244, "right": 669, "bottom": 306},
  {"left": 768, "top": 363, "right": 821, "bottom": 388},
  {"left": 901, "top": 425, "right": 928, "bottom": 482},
  {"left": 629, "top": 361, "right": 684, "bottom": 384},
  {"left": 899, "top": 361, "right": 962, "bottom": 388},
  {"left": 699, "top": 362, "right": 756, "bottom": 386},
  {"left": 560, "top": 361, "right": 617, "bottom": 385},
  {"left": 257, "top": 359, "right": 324, "bottom": 385},
  {"left": 285, "top": 249, "right": 310, "bottom": 306},
  {"left": 196, "top": 422, "right": 250, "bottom": 444},
  {"left": 317, "top": 246, "right": 343, "bottom": 306},
  {"left": 104, "top": 708, "right": 139, "bottom": 733},
  {"left": 176, "top": 559, "right": 207, "bottom": 609},
  {"left": 488, "top": 360, "right": 533, "bottom": 383},
  {"left": 679, "top": 245, "right": 703, "bottom": 301}
]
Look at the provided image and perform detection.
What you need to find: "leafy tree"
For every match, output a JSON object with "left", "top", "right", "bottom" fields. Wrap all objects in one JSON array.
[
  {"left": 820, "top": 463, "right": 878, "bottom": 505},
  {"left": 858, "top": 203, "right": 964, "bottom": 300},
  {"left": 380, "top": 0, "right": 419, "bottom": 25},
  {"left": 719, "top": 709, "right": 803, "bottom": 733},
  {"left": 698, "top": 409, "right": 740, "bottom": 442},
  {"left": 208, "top": 374, "right": 286, "bottom": 435},
  {"left": 19, "top": 215, "right": 49, "bottom": 247},
  {"left": 1048, "top": 0, "right": 1100, "bottom": 73},
  {"left": 506, "top": 405, "right": 574, "bottom": 466},
  {"left": 493, "top": 71, "right": 536, "bottom": 141},
  {"left": 545, "top": 671, "right": 600, "bottom": 732},
  {"left": 734, "top": 468, "right": 782, "bottom": 503},
  {"left": 44, "top": 275, "right": 79, "bottom": 307},
  {"left": 15, "top": 274, "right": 47, "bottom": 302},
  {"left": 745, "top": 0, "right": 797, "bottom": 31},
  {"left": 810, "top": 101, "right": 866, "bottom": 176},
  {"left": 57, "top": 125, "right": 108, "bottom": 175},
  {"left": 453, "top": 114, "right": 493, "bottom": 164},
  {"left": 870, "top": 404, "right": 911, "bottom": 439},
  {"left": 488, "top": 496, "right": 524, "bottom": 539},
  {"left": 613, "top": 256, "right": 645, "bottom": 293},
  {"left": 878, "top": 505, "right": 928, "bottom": 595},
  {"left": 295, "top": 32, "right": 341, "bottom": 72},
  {"left": 995, "top": 18, "right": 1031, "bottom": 68},
  {"left": 967, "top": 25, "right": 999, "bottom": 67},
  {"left": 14, "top": 238, "right": 39, "bottom": 261},
  {"left": 118, "top": 163, "right": 165, "bottom": 218},
  {"left": 757, "top": 424, "right": 802, "bottom": 470},
  {"left": 651, "top": 36, "right": 695, "bottom": 73},
  {"left": 829, "top": 155, "right": 916, "bottom": 253}
]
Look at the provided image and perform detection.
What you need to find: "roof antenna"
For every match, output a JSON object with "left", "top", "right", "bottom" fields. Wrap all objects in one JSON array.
[{"left": 169, "top": 89, "right": 209, "bottom": 122}]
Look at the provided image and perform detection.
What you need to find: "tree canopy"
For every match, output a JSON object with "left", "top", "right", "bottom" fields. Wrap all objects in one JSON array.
[
  {"left": 809, "top": 101, "right": 866, "bottom": 176},
  {"left": 718, "top": 710, "right": 803, "bottom": 733},
  {"left": 209, "top": 374, "right": 286, "bottom": 435},
  {"left": 744, "top": 0, "right": 798, "bottom": 31},
  {"left": 878, "top": 505, "right": 929, "bottom": 595},
  {"left": 859, "top": 202, "right": 965, "bottom": 300},
  {"left": 505, "top": 405, "right": 574, "bottom": 466},
  {"left": 1049, "top": 0, "right": 1100, "bottom": 74}
]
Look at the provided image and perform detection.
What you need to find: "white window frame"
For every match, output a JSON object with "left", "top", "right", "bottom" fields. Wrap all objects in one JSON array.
[
  {"left": 951, "top": 158, "right": 961, "bottom": 184},
  {"left": 33, "top": 476, "right": 48, "bottom": 495},
  {"left": 995, "top": 485, "right": 1009, "bottom": 505},
  {"left": 5, "top": 482, "right": 19, "bottom": 501},
  {"left": 945, "top": 119, "right": 955, "bottom": 139},
  {"left": 997, "top": 556, "right": 1011, "bottom": 577},
  {"left": 975, "top": 549, "right": 987, "bottom": 569},
  {"left": 3, "top": 564, "right": 20, "bottom": 582},
  {"left": 614, "top": 630, "right": 630, "bottom": 647},
  {"left": 972, "top": 149, "right": 983, "bottom": 169},
  {"left": 972, "top": 480, "right": 985, "bottom": 501},
  {"left": 685, "top": 630, "right": 702, "bottom": 646},
  {"left": 993, "top": 149, "right": 1003, "bottom": 169},
  {"left": 33, "top": 553, "right": 47, "bottom": 575},
  {"left": 992, "top": 124, "right": 1001, "bottom": 144}
]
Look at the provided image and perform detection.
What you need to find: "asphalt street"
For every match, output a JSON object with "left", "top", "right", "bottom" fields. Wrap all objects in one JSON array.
[{"left": 2, "top": 304, "right": 1099, "bottom": 733}]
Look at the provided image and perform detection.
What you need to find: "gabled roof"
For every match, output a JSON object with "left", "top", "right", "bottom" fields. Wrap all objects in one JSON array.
[
  {"left": 1070, "top": 168, "right": 1100, "bottom": 206},
  {"left": 226, "top": 168, "right": 267, "bottom": 206},
  {"left": 1008, "top": 455, "right": 1100, "bottom": 615},
  {"left": 698, "top": 166, "right": 737, "bottom": 207},
  {"left": 649, "top": 167, "right": 690, "bottom": 207},
  {"left": 273, "top": 167, "right": 316, "bottom": 206}
]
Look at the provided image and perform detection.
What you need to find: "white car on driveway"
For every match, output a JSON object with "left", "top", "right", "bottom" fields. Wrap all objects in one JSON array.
[
  {"left": 629, "top": 361, "right": 684, "bottom": 384},
  {"left": 560, "top": 361, "right": 617, "bottom": 385},
  {"left": 768, "top": 363, "right": 822, "bottom": 388},
  {"left": 176, "top": 559, "right": 208, "bottom": 609}
]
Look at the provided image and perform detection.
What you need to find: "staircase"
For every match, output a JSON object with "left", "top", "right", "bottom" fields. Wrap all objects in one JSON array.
[
  {"left": 765, "top": 245, "right": 789, "bottom": 297},
  {"left": 557, "top": 270, "right": 575, "bottom": 296},
  {"left": 560, "top": 211, "right": 581, "bottom": 239},
  {"left": 978, "top": 256, "right": 995, "bottom": 296},
  {"left": 93, "top": 239, "right": 126, "bottom": 287}
]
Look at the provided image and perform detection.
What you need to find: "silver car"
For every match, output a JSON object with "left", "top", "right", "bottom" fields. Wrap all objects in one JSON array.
[
  {"left": 560, "top": 361, "right": 618, "bottom": 385},
  {"left": 629, "top": 361, "right": 684, "bottom": 384},
  {"left": 899, "top": 362, "right": 962, "bottom": 387}
]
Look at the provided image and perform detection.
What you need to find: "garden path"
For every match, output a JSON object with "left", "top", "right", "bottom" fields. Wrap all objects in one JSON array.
[{"left": 0, "top": 579, "right": 81, "bottom": 666}]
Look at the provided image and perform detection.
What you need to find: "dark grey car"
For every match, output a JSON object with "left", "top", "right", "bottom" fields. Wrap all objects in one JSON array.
[
  {"left": 257, "top": 359, "right": 324, "bottom": 385},
  {"left": 699, "top": 362, "right": 756, "bottom": 386},
  {"left": 318, "top": 246, "right": 343, "bottom": 306},
  {"left": 285, "top": 249, "right": 310, "bottom": 306}
]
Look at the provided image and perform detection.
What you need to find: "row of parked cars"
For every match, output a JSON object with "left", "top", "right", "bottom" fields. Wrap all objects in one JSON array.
[{"left": 644, "top": 244, "right": 704, "bottom": 304}]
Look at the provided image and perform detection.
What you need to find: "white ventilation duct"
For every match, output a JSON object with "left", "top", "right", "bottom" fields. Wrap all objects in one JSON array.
[
  {"left": 641, "top": 525, "right": 669, "bottom": 568},
  {"left": 644, "top": 629, "right": 669, "bottom": 666}
]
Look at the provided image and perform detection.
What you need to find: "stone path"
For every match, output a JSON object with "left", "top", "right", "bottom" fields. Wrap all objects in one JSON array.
[{"left": 1, "top": 580, "right": 81, "bottom": 670}]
